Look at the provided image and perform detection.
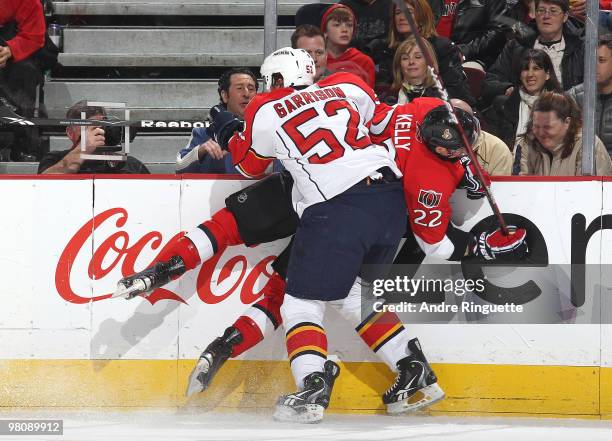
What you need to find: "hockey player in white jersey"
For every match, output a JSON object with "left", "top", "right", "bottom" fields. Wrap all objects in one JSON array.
[{"left": 211, "top": 47, "right": 440, "bottom": 423}]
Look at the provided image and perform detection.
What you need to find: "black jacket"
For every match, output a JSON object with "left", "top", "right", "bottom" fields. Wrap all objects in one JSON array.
[
  {"left": 373, "top": 35, "right": 475, "bottom": 106},
  {"left": 568, "top": 84, "right": 612, "bottom": 156},
  {"left": 38, "top": 149, "right": 151, "bottom": 174},
  {"left": 338, "top": 0, "right": 392, "bottom": 56},
  {"left": 482, "top": 88, "right": 520, "bottom": 148},
  {"left": 430, "top": 0, "right": 508, "bottom": 67},
  {"left": 482, "top": 24, "right": 584, "bottom": 106}
]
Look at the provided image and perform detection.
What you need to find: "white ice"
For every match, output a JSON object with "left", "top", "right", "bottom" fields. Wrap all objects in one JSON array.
[{"left": 2, "top": 411, "right": 612, "bottom": 441}]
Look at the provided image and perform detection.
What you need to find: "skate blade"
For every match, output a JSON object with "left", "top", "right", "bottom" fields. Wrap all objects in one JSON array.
[
  {"left": 185, "top": 359, "right": 211, "bottom": 397},
  {"left": 273, "top": 404, "right": 324, "bottom": 424},
  {"left": 111, "top": 279, "right": 147, "bottom": 299},
  {"left": 386, "top": 383, "right": 445, "bottom": 415}
]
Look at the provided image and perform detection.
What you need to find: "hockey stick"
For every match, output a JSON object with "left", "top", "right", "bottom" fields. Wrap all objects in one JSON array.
[
  {"left": 391, "top": 0, "right": 510, "bottom": 235},
  {"left": 0, "top": 103, "right": 206, "bottom": 129}
]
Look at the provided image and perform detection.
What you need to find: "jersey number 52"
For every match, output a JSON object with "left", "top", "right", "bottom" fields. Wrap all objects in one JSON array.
[{"left": 281, "top": 100, "right": 371, "bottom": 164}]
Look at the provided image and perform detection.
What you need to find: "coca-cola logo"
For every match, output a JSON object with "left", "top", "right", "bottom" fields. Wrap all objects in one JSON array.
[{"left": 56, "top": 207, "right": 276, "bottom": 305}]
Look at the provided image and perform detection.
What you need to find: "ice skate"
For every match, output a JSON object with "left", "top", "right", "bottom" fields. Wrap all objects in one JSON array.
[
  {"left": 186, "top": 327, "right": 243, "bottom": 397},
  {"left": 113, "top": 255, "right": 186, "bottom": 299},
  {"left": 273, "top": 360, "right": 340, "bottom": 424},
  {"left": 383, "top": 338, "right": 445, "bottom": 414}
]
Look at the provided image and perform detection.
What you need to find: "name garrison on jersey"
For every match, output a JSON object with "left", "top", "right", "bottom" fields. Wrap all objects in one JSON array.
[
  {"left": 373, "top": 301, "right": 524, "bottom": 314},
  {"left": 273, "top": 86, "right": 347, "bottom": 117}
]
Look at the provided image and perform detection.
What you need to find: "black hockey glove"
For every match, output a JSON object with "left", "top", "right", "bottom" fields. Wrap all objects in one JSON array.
[
  {"left": 458, "top": 156, "right": 490, "bottom": 200},
  {"left": 212, "top": 110, "right": 244, "bottom": 150},
  {"left": 470, "top": 225, "right": 528, "bottom": 261}
]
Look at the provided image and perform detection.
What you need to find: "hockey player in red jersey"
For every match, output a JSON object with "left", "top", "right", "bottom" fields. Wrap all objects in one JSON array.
[{"left": 370, "top": 98, "right": 528, "bottom": 263}]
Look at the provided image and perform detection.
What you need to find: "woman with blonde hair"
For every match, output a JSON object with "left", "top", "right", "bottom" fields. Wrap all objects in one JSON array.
[
  {"left": 390, "top": 37, "right": 441, "bottom": 103},
  {"left": 373, "top": 0, "right": 473, "bottom": 105},
  {"left": 516, "top": 91, "right": 612, "bottom": 175}
]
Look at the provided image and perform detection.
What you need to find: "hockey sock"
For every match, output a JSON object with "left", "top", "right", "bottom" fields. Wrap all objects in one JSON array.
[
  {"left": 156, "top": 235, "right": 201, "bottom": 272},
  {"left": 229, "top": 273, "right": 286, "bottom": 357},
  {"left": 185, "top": 207, "right": 243, "bottom": 263},
  {"left": 230, "top": 315, "right": 264, "bottom": 357},
  {"left": 356, "top": 311, "right": 411, "bottom": 371},
  {"left": 332, "top": 278, "right": 411, "bottom": 372},
  {"left": 282, "top": 294, "right": 327, "bottom": 389}
]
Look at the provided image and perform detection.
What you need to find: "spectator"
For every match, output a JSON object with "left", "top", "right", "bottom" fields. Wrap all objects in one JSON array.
[
  {"left": 0, "top": 0, "right": 46, "bottom": 161},
  {"left": 388, "top": 37, "right": 442, "bottom": 104},
  {"left": 291, "top": 24, "right": 330, "bottom": 81},
  {"left": 452, "top": 98, "right": 514, "bottom": 175},
  {"left": 373, "top": 0, "right": 474, "bottom": 105},
  {"left": 429, "top": 0, "right": 508, "bottom": 68},
  {"left": 515, "top": 91, "right": 612, "bottom": 175},
  {"left": 38, "top": 101, "right": 150, "bottom": 174},
  {"left": 567, "top": 34, "right": 612, "bottom": 157},
  {"left": 338, "top": 0, "right": 392, "bottom": 55},
  {"left": 483, "top": 0, "right": 584, "bottom": 107},
  {"left": 483, "top": 49, "right": 562, "bottom": 148},
  {"left": 175, "top": 68, "right": 257, "bottom": 174},
  {"left": 320, "top": 4, "right": 376, "bottom": 88}
]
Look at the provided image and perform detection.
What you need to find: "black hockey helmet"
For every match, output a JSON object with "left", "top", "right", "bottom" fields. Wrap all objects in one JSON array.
[{"left": 418, "top": 105, "right": 479, "bottom": 159}]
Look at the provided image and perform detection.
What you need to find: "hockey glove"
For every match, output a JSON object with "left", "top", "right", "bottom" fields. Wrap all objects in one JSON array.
[
  {"left": 212, "top": 110, "right": 244, "bottom": 150},
  {"left": 458, "top": 156, "right": 490, "bottom": 200},
  {"left": 470, "top": 225, "right": 528, "bottom": 261}
]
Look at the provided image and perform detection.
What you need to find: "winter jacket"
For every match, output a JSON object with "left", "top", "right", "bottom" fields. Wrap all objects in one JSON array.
[
  {"left": 516, "top": 134, "right": 612, "bottom": 176},
  {"left": 567, "top": 83, "right": 612, "bottom": 157},
  {"left": 0, "top": 0, "right": 45, "bottom": 62},
  {"left": 482, "top": 87, "right": 521, "bottom": 148},
  {"left": 473, "top": 130, "right": 514, "bottom": 175},
  {"left": 429, "top": 0, "right": 508, "bottom": 67},
  {"left": 482, "top": 24, "right": 584, "bottom": 106},
  {"left": 338, "top": 0, "right": 392, "bottom": 56}
]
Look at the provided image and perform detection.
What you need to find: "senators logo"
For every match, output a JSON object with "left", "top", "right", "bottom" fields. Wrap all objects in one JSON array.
[{"left": 418, "top": 189, "right": 442, "bottom": 208}]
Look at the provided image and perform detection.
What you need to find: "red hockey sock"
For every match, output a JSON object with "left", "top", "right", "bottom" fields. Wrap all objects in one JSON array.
[
  {"left": 201, "top": 208, "right": 244, "bottom": 250},
  {"left": 231, "top": 315, "right": 264, "bottom": 357},
  {"left": 156, "top": 235, "right": 202, "bottom": 272}
]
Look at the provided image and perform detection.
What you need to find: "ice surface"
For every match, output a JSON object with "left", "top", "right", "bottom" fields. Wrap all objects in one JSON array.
[{"left": 1, "top": 410, "right": 612, "bottom": 441}]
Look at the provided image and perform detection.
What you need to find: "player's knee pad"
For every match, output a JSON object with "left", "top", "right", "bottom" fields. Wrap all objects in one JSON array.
[
  {"left": 280, "top": 294, "right": 325, "bottom": 330},
  {"left": 225, "top": 171, "right": 298, "bottom": 246}
]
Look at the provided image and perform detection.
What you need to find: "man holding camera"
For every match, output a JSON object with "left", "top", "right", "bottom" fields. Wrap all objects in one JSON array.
[{"left": 37, "top": 100, "right": 149, "bottom": 174}]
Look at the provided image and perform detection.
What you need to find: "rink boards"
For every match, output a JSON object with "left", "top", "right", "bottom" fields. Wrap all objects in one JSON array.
[{"left": 0, "top": 175, "right": 611, "bottom": 417}]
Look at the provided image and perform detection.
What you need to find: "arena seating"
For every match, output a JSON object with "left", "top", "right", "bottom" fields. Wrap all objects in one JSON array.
[{"left": 6, "top": 0, "right": 331, "bottom": 174}]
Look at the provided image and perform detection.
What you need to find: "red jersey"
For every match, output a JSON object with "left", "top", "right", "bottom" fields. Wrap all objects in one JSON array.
[
  {"left": 370, "top": 97, "right": 466, "bottom": 260},
  {"left": 0, "top": 0, "right": 46, "bottom": 62},
  {"left": 327, "top": 47, "right": 376, "bottom": 90}
]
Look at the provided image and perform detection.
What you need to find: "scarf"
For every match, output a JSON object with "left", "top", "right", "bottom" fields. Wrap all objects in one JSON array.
[{"left": 516, "top": 88, "right": 539, "bottom": 139}]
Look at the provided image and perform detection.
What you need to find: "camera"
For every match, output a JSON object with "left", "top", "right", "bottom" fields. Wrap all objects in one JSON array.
[{"left": 102, "top": 116, "right": 138, "bottom": 147}]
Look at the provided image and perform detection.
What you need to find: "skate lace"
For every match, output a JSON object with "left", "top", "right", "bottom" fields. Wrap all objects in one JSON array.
[{"left": 386, "top": 372, "right": 403, "bottom": 396}]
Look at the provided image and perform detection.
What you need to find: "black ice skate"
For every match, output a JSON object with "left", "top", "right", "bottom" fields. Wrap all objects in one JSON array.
[
  {"left": 113, "top": 255, "right": 186, "bottom": 299},
  {"left": 273, "top": 360, "right": 340, "bottom": 424},
  {"left": 185, "top": 326, "right": 243, "bottom": 397},
  {"left": 383, "top": 338, "right": 445, "bottom": 414}
]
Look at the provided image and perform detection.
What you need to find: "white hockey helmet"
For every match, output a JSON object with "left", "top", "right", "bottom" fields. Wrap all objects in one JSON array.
[{"left": 260, "top": 47, "right": 316, "bottom": 92}]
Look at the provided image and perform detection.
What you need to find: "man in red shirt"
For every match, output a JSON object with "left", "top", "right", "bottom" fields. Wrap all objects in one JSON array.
[{"left": 0, "top": 0, "right": 46, "bottom": 161}]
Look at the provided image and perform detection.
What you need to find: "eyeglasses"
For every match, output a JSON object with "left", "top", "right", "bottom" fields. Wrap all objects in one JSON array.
[{"left": 535, "top": 7, "right": 564, "bottom": 16}]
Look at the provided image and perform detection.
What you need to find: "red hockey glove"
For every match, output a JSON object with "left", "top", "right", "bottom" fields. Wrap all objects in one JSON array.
[
  {"left": 470, "top": 225, "right": 528, "bottom": 261},
  {"left": 458, "top": 156, "right": 491, "bottom": 200}
]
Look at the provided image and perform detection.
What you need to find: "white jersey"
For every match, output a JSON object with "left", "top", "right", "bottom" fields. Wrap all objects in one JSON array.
[{"left": 228, "top": 72, "right": 401, "bottom": 216}]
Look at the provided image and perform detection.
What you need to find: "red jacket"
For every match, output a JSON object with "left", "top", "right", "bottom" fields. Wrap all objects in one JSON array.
[
  {"left": 327, "top": 47, "right": 376, "bottom": 89},
  {"left": 0, "top": 0, "right": 46, "bottom": 62}
]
